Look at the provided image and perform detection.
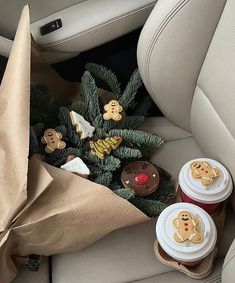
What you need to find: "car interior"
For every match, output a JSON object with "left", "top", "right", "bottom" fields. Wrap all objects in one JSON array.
[{"left": 0, "top": 0, "right": 235, "bottom": 282}]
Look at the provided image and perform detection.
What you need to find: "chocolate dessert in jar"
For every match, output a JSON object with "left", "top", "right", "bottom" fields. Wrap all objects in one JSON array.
[
  {"left": 178, "top": 158, "right": 233, "bottom": 214},
  {"left": 156, "top": 203, "right": 217, "bottom": 267}
]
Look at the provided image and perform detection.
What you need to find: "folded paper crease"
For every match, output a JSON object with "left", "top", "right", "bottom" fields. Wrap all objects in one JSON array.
[
  {"left": 0, "top": 5, "right": 31, "bottom": 232},
  {"left": 0, "top": 7, "right": 150, "bottom": 282}
]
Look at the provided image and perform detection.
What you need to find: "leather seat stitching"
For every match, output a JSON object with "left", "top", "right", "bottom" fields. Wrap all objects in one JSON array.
[
  {"left": 144, "top": 0, "right": 190, "bottom": 89},
  {"left": 222, "top": 254, "right": 235, "bottom": 272},
  {"left": 194, "top": 86, "right": 235, "bottom": 142}
]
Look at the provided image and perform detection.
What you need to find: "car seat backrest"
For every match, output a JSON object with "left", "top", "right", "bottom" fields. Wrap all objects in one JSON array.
[
  {"left": 138, "top": 0, "right": 235, "bottom": 210},
  {"left": 190, "top": 0, "right": 235, "bottom": 205},
  {"left": 137, "top": 0, "right": 226, "bottom": 131}
]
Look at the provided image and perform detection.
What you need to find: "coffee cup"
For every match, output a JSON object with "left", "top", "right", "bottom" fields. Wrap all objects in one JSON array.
[
  {"left": 156, "top": 203, "right": 217, "bottom": 266},
  {"left": 178, "top": 158, "right": 233, "bottom": 214}
]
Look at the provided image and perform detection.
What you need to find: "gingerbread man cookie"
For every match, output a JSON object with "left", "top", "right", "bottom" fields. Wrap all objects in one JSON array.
[
  {"left": 173, "top": 211, "right": 203, "bottom": 244},
  {"left": 190, "top": 161, "right": 220, "bottom": 186},
  {"left": 41, "top": 129, "right": 66, "bottom": 153},
  {"left": 103, "top": 100, "right": 123, "bottom": 121},
  {"left": 70, "top": 111, "right": 95, "bottom": 140}
]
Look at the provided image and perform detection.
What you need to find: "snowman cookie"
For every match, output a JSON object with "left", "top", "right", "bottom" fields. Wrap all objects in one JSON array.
[
  {"left": 41, "top": 129, "right": 66, "bottom": 153},
  {"left": 103, "top": 100, "right": 123, "bottom": 121},
  {"left": 190, "top": 161, "right": 220, "bottom": 186},
  {"left": 173, "top": 211, "right": 203, "bottom": 243}
]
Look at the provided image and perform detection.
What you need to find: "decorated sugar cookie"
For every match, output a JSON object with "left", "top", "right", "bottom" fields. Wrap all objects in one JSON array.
[
  {"left": 61, "top": 155, "right": 90, "bottom": 178},
  {"left": 190, "top": 161, "right": 220, "bottom": 186},
  {"left": 41, "top": 129, "right": 66, "bottom": 153},
  {"left": 103, "top": 100, "right": 123, "bottom": 121},
  {"left": 70, "top": 111, "right": 95, "bottom": 139},
  {"left": 173, "top": 211, "right": 203, "bottom": 243},
  {"left": 121, "top": 161, "right": 159, "bottom": 196},
  {"left": 90, "top": 136, "right": 122, "bottom": 159}
]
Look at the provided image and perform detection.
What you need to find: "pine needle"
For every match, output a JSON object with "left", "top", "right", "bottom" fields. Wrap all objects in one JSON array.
[
  {"left": 119, "top": 69, "right": 143, "bottom": 109},
  {"left": 133, "top": 96, "right": 154, "bottom": 116},
  {"left": 85, "top": 63, "right": 121, "bottom": 97},
  {"left": 80, "top": 71, "right": 103, "bottom": 127},
  {"left": 109, "top": 129, "right": 164, "bottom": 147},
  {"left": 114, "top": 188, "right": 135, "bottom": 200},
  {"left": 84, "top": 152, "right": 121, "bottom": 172},
  {"left": 113, "top": 146, "right": 142, "bottom": 159},
  {"left": 115, "top": 116, "right": 144, "bottom": 130},
  {"left": 95, "top": 172, "right": 113, "bottom": 187}
]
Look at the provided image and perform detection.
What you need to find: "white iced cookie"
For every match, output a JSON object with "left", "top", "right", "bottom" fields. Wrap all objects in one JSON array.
[
  {"left": 70, "top": 111, "right": 95, "bottom": 139},
  {"left": 61, "top": 156, "right": 90, "bottom": 178}
]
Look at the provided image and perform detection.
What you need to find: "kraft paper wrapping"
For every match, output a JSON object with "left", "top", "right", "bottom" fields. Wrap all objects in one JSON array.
[{"left": 0, "top": 6, "right": 149, "bottom": 283}]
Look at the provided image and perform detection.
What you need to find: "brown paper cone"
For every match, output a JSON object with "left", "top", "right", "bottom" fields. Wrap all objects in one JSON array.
[
  {"left": 0, "top": 7, "right": 150, "bottom": 282},
  {"left": 0, "top": 157, "right": 148, "bottom": 282},
  {"left": 0, "top": 5, "right": 30, "bottom": 232}
]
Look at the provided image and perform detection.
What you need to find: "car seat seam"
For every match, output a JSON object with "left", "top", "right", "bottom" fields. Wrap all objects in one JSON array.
[{"left": 41, "top": 2, "right": 157, "bottom": 48}]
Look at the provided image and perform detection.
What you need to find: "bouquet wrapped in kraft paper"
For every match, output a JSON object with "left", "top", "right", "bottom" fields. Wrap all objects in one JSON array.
[{"left": 0, "top": 6, "right": 153, "bottom": 283}]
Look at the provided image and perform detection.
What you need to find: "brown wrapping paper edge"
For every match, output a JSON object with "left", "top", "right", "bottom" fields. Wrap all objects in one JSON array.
[
  {"left": 0, "top": 5, "right": 31, "bottom": 232},
  {"left": 0, "top": 6, "right": 151, "bottom": 282},
  {"left": 0, "top": 157, "right": 149, "bottom": 282}
]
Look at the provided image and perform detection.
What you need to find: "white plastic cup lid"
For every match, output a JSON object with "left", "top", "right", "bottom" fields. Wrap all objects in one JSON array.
[
  {"left": 179, "top": 158, "right": 233, "bottom": 204},
  {"left": 156, "top": 203, "right": 217, "bottom": 262}
]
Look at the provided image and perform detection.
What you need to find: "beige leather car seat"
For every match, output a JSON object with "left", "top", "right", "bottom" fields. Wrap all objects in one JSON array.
[{"left": 13, "top": 0, "right": 235, "bottom": 282}]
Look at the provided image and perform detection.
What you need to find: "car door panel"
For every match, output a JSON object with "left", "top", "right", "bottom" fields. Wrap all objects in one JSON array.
[{"left": 0, "top": 0, "right": 156, "bottom": 62}]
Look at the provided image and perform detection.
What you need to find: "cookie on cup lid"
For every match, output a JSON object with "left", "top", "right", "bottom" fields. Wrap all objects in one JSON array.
[
  {"left": 156, "top": 203, "right": 217, "bottom": 265},
  {"left": 179, "top": 158, "right": 233, "bottom": 214}
]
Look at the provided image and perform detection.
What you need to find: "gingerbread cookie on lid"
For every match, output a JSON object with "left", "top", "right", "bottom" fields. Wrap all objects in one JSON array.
[
  {"left": 173, "top": 211, "right": 203, "bottom": 244},
  {"left": 190, "top": 161, "right": 220, "bottom": 186},
  {"left": 121, "top": 161, "right": 159, "bottom": 196}
]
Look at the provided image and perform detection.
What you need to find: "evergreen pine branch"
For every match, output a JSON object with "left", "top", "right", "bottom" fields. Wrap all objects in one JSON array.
[
  {"left": 30, "top": 84, "right": 70, "bottom": 127},
  {"left": 29, "top": 123, "right": 45, "bottom": 157},
  {"left": 154, "top": 178, "right": 176, "bottom": 202},
  {"left": 80, "top": 71, "right": 103, "bottom": 127},
  {"left": 113, "top": 188, "right": 135, "bottom": 200},
  {"left": 115, "top": 116, "right": 144, "bottom": 130},
  {"left": 93, "top": 128, "right": 106, "bottom": 140},
  {"left": 109, "top": 182, "right": 123, "bottom": 191},
  {"left": 70, "top": 100, "right": 88, "bottom": 120},
  {"left": 55, "top": 125, "right": 67, "bottom": 138},
  {"left": 109, "top": 129, "right": 164, "bottom": 147},
  {"left": 113, "top": 146, "right": 142, "bottom": 159},
  {"left": 102, "top": 120, "right": 116, "bottom": 132},
  {"left": 32, "top": 122, "right": 45, "bottom": 138},
  {"left": 119, "top": 69, "right": 143, "bottom": 109},
  {"left": 154, "top": 164, "right": 172, "bottom": 181},
  {"left": 95, "top": 172, "right": 113, "bottom": 187},
  {"left": 85, "top": 63, "right": 121, "bottom": 97},
  {"left": 133, "top": 95, "right": 154, "bottom": 116},
  {"left": 45, "top": 147, "right": 82, "bottom": 167},
  {"left": 29, "top": 127, "right": 41, "bottom": 157},
  {"left": 87, "top": 165, "right": 104, "bottom": 178},
  {"left": 84, "top": 152, "right": 121, "bottom": 172},
  {"left": 130, "top": 198, "right": 167, "bottom": 217},
  {"left": 58, "top": 107, "right": 84, "bottom": 148}
]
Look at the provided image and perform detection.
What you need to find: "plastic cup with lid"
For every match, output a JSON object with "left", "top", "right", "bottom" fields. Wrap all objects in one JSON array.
[
  {"left": 156, "top": 203, "right": 217, "bottom": 266},
  {"left": 179, "top": 158, "right": 233, "bottom": 214}
]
